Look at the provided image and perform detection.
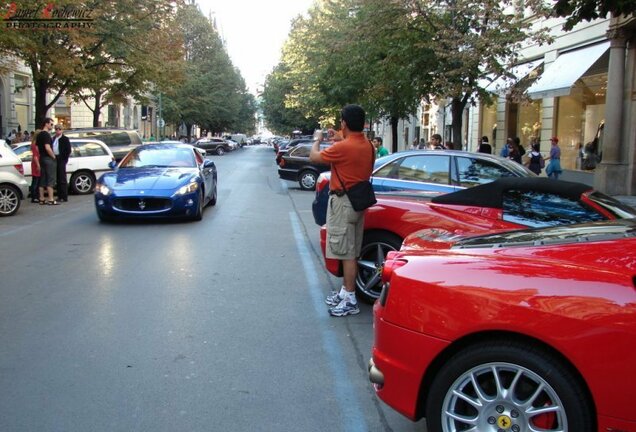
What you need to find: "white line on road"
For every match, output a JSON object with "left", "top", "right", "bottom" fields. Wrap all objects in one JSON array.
[{"left": 289, "top": 211, "right": 368, "bottom": 432}]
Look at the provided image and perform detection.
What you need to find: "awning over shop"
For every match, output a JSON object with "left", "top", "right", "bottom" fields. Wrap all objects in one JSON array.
[
  {"left": 485, "top": 59, "right": 543, "bottom": 94},
  {"left": 527, "top": 42, "right": 609, "bottom": 99}
]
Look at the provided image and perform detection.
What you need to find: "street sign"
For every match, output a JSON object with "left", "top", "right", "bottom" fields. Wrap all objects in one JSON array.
[{"left": 157, "top": 118, "right": 165, "bottom": 128}]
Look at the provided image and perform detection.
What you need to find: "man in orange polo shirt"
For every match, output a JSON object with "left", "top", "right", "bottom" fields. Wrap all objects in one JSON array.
[{"left": 310, "top": 104, "right": 374, "bottom": 317}]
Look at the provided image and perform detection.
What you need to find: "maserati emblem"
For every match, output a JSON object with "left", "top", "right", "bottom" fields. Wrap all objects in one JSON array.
[{"left": 138, "top": 199, "right": 146, "bottom": 210}]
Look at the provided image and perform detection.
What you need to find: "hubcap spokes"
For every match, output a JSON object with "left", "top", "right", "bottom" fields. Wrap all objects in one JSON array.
[
  {"left": 357, "top": 242, "right": 394, "bottom": 298},
  {"left": 442, "top": 363, "right": 567, "bottom": 432},
  {"left": 0, "top": 190, "right": 18, "bottom": 214}
]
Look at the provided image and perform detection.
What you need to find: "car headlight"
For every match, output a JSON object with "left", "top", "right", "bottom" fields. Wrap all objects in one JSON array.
[
  {"left": 177, "top": 181, "right": 199, "bottom": 195},
  {"left": 96, "top": 183, "right": 111, "bottom": 196}
]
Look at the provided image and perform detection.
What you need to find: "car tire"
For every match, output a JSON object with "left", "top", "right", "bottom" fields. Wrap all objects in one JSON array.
[
  {"left": 298, "top": 170, "right": 318, "bottom": 191},
  {"left": 0, "top": 184, "right": 21, "bottom": 217},
  {"left": 356, "top": 232, "right": 402, "bottom": 303},
  {"left": 191, "top": 190, "right": 203, "bottom": 221},
  {"left": 216, "top": 147, "right": 225, "bottom": 156},
  {"left": 70, "top": 170, "right": 95, "bottom": 195},
  {"left": 425, "top": 340, "right": 594, "bottom": 432}
]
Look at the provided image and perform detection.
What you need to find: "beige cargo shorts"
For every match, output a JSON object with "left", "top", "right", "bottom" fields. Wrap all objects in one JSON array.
[{"left": 325, "top": 194, "right": 364, "bottom": 260}]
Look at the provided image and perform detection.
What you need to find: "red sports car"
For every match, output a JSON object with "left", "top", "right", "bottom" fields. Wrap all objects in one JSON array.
[
  {"left": 370, "top": 219, "right": 636, "bottom": 432},
  {"left": 320, "top": 177, "right": 636, "bottom": 303}
]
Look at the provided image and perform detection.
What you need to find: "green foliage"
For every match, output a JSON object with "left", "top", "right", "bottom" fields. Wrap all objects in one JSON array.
[
  {"left": 261, "top": 63, "right": 319, "bottom": 135},
  {"left": 262, "top": 0, "right": 551, "bottom": 149},
  {"left": 554, "top": 0, "right": 636, "bottom": 30},
  {"left": 0, "top": 0, "right": 184, "bottom": 126},
  {"left": 161, "top": 3, "right": 255, "bottom": 137}
]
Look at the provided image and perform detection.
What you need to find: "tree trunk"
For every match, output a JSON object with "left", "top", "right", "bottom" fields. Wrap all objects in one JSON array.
[
  {"left": 450, "top": 97, "right": 467, "bottom": 151},
  {"left": 34, "top": 79, "right": 49, "bottom": 129},
  {"left": 92, "top": 90, "right": 103, "bottom": 127},
  {"left": 186, "top": 123, "right": 192, "bottom": 142},
  {"left": 390, "top": 116, "right": 399, "bottom": 153}
]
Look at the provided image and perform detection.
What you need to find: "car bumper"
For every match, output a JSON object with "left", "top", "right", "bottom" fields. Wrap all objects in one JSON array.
[
  {"left": 312, "top": 186, "right": 329, "bottom": 225},
  {"left": 370, "top": 301, "right": 450, "bottom": 421},
  {"left": 95, "top": 190, "right": 200, "bottom": 219},
  {"left": 277, "top": 168, "right": 297, "bottom": 182}
]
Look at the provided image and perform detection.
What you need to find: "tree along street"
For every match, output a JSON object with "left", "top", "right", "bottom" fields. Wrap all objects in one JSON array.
[{"left": 0, "top": 146, "right": 425, "bottom": 432}]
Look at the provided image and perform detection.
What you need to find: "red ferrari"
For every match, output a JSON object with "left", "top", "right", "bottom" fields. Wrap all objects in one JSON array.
[
  {"left": 320, "top": 177, "right": 636, "bottom": 303},
  {"left": 370, "top": 219, "right": 636, "bottom": 432}
]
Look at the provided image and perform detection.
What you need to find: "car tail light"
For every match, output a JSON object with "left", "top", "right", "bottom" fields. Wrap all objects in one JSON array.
[
  {"left": 279, "top": 158, "right": 285, "bottom": 167},
  {"left": 15, "top": 163, "right": 24, "bottom": 175},
  {"left": 381, "top": 251, "right": 407, "bottom": 284},
  {"left": 316, "top": 173, "right": 328, "bottom": 193},
  {"left": 379, "top": 251, "right": 407, "bottom": 306}
]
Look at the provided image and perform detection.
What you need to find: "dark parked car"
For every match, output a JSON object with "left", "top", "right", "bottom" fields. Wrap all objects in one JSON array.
[
  {"left": 278, "top": 143, "right": 331, "bottom": 190},
  {"left": 193, "top": 138, "right": 233, "bottom": 156},
  {"left": 64, "top": 128, "right": 142, "bottom": 162},
  {"left": 274, "top": 138, "right": 314, "bottom": 165},
  {"left": 312, "top": 150, "right": 536, "bottom": 225}
]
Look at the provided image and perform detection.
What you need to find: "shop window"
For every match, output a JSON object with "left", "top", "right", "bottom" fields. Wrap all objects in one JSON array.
[
  {"left": 516, "top": 100, "right": 542, "bottom": 150},
  {"left": 556, "top": 71, "right": 607, "bottom": 171},
  {"left": 480, "top": 98, "right": 498, "bottom": 150}
]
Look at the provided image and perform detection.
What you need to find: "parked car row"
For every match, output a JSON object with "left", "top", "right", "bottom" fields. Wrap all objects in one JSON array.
[
  {"left": 325, "top": 155, "right": 636, "bottom": 430},
  {"left": 313, "top": 149, "right": 536, "bottom": 225},
  {"left": 320, "top": 177, "right": 636, "bottom": 303}
]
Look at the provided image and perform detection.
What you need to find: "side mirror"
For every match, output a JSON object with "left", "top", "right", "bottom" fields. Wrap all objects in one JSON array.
[
  {"left": 203, "top": 160, "right": 215, "bottom": 169},
  {"left": 108, "top": 160, "right": 117, "bottom": 169}
]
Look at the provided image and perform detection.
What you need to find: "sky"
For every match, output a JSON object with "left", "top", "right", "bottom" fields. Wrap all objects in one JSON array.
[{"left": 197, "top": 0, "right": 315, "bottom": 95}]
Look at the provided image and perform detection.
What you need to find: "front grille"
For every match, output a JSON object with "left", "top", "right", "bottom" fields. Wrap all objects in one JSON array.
[{"left": 113, "top": 197, "right": 172, "bottom": 212}]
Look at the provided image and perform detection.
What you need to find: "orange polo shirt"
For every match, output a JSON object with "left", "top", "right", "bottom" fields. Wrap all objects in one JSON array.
[{"left": 320, "top": 132, "right": 374, "bottom": 191}]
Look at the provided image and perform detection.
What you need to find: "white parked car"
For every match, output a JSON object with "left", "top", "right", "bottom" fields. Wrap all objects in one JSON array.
[
  {"left": 13, "top": 139, "right": 115, "bottom": 195},
  {"left": 0, "top": 139, "right": 29, "bottom": 216}
]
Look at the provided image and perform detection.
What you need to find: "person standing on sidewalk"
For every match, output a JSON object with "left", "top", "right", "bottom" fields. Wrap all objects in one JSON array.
[
  {"left": 373, "top": 136, "right": 388, "bottom": 157},
  {"left": 37, "top": 117, "right": 58, "bottom": 205},
  {"left": 52, "top": 124, "right": 71, "bottom": 202},
  {"left": 546, "top": 137, "right": 562, "bottom": 179},
  {"left": 29, "top": 129, "right": 41, "bottom": 203},
  {"left": 309, "top": 104, "right": 374, "bottom": 317}
]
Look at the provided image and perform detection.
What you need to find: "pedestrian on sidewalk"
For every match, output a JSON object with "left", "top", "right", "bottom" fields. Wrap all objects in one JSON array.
[
  {"left": 29, "top": 129, "right": 41, "bottom": 203},
  {"left": 309, "top": 104, "right": 374, "bottom": 317},
  {"left": 546, "top": 137, "right": 562, "bottom": 179},
  {"left": 36, "top": 117, "right": 58, "bottom": 205},
  {"left": 53, "top": 124, "right": 71, "bottom": 202},
  {"left": 373, "top": 136, "right": 388, "bottom": 157}
]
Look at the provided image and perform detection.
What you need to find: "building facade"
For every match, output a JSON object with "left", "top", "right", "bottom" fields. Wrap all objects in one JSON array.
[{"left": 468, "top": 14, "right": 636, "bottom": 195}]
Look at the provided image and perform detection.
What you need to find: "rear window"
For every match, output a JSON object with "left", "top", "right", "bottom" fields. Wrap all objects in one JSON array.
[
  {"left": 66, "top": 130, "right": 141, "bottom": 146},
  {"left": 72, "top": 142, "right": 109, "bottom": 157},
  {"left": 502, "top": 189, "right": 606, "bottom": 228}
]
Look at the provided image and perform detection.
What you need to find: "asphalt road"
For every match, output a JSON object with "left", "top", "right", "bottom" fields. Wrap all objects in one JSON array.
[{"left": 0, "top": 145, "right": 426, "bottom": 432}]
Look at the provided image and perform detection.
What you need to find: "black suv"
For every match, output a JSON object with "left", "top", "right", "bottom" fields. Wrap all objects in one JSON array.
[
  {"left": 193, "top": 138, "right": 233, "bottom": 156},
  {"left": 64, "top": 128, "right": 143, "bottom": 161},
  {"left": 278, "top": 143, "right": 331, "bottom": 190}
]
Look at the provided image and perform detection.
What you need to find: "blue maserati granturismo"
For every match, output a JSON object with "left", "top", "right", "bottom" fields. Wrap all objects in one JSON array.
[{"left": 94, "top": 143, "right": 217, "bottom": 222}]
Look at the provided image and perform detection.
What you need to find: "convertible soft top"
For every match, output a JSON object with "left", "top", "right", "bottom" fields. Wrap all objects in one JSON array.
[{"left": 431, "top": 177, "right": 592, "bottom": 209}]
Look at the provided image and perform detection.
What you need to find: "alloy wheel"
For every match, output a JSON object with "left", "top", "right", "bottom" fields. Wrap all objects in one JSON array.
[
  {"left": 0, "top": 185, "right": 20, "bottom": 216},
  {"left": 441, "top": 362, "right": 567, "bottom": 432}
]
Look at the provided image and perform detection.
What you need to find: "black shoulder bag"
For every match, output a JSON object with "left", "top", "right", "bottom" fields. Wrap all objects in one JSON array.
[{"left": 332, "top": 141, "right": 377, "bottom": 212}]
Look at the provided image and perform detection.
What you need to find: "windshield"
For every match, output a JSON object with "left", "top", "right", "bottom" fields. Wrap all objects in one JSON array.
[{"left": 120, "top": 146, "right": 196, "bottom": 168}]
